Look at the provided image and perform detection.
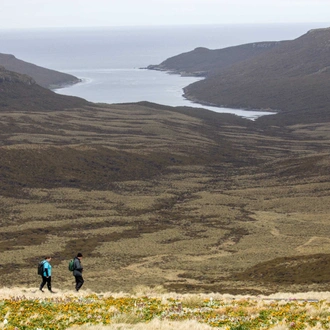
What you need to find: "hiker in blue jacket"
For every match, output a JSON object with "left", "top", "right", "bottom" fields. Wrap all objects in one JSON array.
[
  {"left": 73, "top": 252, "right": 84, "bottom": 291},
  {"left": 39, "top": 256, "right": 55, "bottom": 293}
]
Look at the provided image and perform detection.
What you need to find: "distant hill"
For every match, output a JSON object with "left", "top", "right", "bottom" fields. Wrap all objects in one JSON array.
[
  {"left": 149, "top": 27, "right": 330, "bottom": 125},
  {"left": 147, "top": 41, "right": 284, "bottom": 77},
  {"left": 0, "top": 53, "right": 80, "bottom": 89}
]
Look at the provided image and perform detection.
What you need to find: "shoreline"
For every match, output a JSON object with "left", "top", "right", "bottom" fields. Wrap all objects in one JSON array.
[
  {"left": 55, "top": 69, "right": 276, "bottom": 120},
  {"left": 49, "top": 77, "right": 83, "bottom": 90},
  {"left": 147, "top": 66, "right": 277, "bottom": 119}
]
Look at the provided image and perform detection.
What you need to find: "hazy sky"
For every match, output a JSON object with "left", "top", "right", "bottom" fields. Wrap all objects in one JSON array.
[{"left": 2, "top": 0, "right": 330, "bottom": 29}]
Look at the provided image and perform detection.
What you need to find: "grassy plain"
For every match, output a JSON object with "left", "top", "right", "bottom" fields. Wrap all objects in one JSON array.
[{"left": 0, "top": 101, "right": 329, "bottom": 296}]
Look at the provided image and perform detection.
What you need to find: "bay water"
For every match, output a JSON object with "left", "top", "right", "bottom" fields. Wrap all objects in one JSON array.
[{"left": 0, "top": 23, "right": 327, "bottom": 119}]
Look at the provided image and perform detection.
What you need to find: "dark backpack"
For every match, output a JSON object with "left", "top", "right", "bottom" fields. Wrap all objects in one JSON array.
[
  {"left": 37, "top": 260, "right": 45, "bottom": 276},
  {"left": 68, "top": 259, "right": 75, "bottom": 271}
]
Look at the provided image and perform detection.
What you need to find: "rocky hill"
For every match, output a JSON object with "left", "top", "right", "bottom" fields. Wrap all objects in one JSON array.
[{"left": 0, "top": 53, "right": 80, "bottom": 89}]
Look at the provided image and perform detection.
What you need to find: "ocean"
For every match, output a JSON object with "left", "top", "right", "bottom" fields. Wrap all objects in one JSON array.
[{"left": 0, "top": 23, "right": 328, "bottom": 119}]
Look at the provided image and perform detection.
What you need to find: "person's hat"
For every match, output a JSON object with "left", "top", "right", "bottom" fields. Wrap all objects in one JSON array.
[{"left": 77, "top": 253, "right": 83, "bottom": 257}]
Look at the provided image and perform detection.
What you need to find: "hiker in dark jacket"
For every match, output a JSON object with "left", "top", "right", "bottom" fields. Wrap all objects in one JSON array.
[{"left": 73, "top": 252, "right": 84, "bottom": 291}]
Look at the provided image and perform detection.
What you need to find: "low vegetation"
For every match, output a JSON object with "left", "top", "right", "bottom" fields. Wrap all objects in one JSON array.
[{"left": 1, "top": 287, "right": 330, "bottom": 329}]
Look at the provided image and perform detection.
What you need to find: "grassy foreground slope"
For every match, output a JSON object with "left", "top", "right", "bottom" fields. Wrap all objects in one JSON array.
[
  {"left": 1, "top": 287, "right": 330, "bottom": 329},
  {"left": 0, "top": 67, "right": 330, "bottom": 296}
]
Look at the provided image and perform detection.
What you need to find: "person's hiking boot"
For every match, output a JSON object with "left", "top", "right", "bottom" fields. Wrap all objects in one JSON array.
[
  {"left": 49, "top": 290, "right": 56, "bottom": 293},
  {"left": 39, "top": 288, "right": 44, "bottom": 292}
]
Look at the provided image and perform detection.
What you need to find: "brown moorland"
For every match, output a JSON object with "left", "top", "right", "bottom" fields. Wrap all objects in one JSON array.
[{"left": 0, "top": 60, "right": 329, "bottom": 296}]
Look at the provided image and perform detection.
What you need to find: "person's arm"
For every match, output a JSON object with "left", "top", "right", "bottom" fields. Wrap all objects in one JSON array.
[{"left": 44, "top": 262, "right": 49, "bottom": 277}]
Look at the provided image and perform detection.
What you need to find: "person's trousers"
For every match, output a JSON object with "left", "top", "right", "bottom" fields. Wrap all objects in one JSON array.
[
  {"left": 75, "top": 275, "right": 84, "bottom": 291},
  {"left": 40, "top": 276, "right": 52, "bottom": 291}
]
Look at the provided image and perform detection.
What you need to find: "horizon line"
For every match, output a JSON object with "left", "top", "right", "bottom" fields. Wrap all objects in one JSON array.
[{"left": 0, "top": 21, "right": 329, "bottom": 31}]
